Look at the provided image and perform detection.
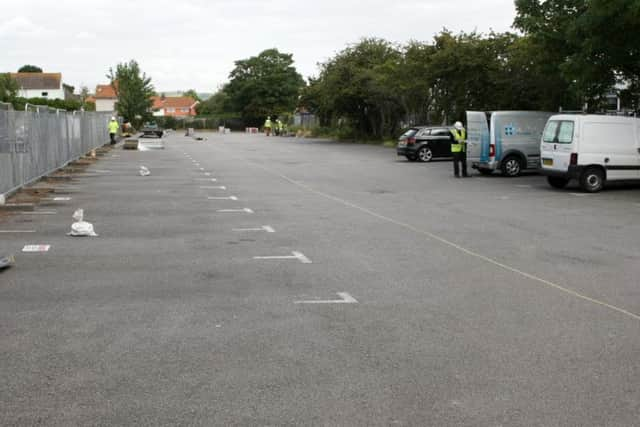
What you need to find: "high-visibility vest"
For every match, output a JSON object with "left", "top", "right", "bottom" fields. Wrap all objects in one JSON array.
[
  {"left": 450, "top": 128, "right": 466, "bottom": 153},
  {"left": 277, "top": 120, "right": 283, "bottom": 130},
  {"left": 264, "top": 119, "right": 272, "bottom": 128},
  {"left": 108, "top": 121, "right": 119, "bottom": 134}
]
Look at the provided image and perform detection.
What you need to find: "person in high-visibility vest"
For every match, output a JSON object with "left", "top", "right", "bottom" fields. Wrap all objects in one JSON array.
[
  {"left": 264, "top": 117, "right": 272, "bottom": 136},
  {"left": 450, "top": 121, "right": 469, "bottom": 177},
  {"left": 275, "top": 119, "right": 283, "bottom": 136},
  {"left": 108, "top": 117, "right": 119, "bottom": 145}
]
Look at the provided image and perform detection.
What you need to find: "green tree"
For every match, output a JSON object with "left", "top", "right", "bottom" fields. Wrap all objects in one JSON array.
[
  {"left": 107, "top": 60, "right": 154, "bottom": 126},
  {"left": 225, "top": 49, "right": 304, "bottom": 126},
  {"left": 514, "top": 0, "right": 639, "bottom": 110},
  {"left": 18, "top": 65, "right": 43, "bottom": 73},
  {"left": 183, "top": 89, "right": 201, "bottom": 102},
  {"left": 0, "top": 73, "right": 19, "bottom": 102}
]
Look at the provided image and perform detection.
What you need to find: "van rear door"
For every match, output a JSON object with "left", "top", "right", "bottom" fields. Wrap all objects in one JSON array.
[
  {"left": 466, "top": 111, "right": 489, "bottom": 165},
  {"left": 540, "top": 118, "right": 575, "bottom": 173}
]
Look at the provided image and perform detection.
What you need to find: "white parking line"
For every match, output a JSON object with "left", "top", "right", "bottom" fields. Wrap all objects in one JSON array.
[
  {"left": 194, "top": 178, "right": 217, "bottom": 182},
  {"left": 201, "top": 186, "right": 226, "bottom": 190},
  {"left": 516, "top": 185, "right": 532, "bottom": 189},
  {"left": 204, "top": 173, "right": 211, "bottom": 176},
  {"left": 0, "top": 230, "right": 36, "bottom": 233},
  {"left": 208, "top": 196, "right": 238, "bottom": 201},
  {"left": 233, "top": 225, "right": 275, "bottom": 233},
  {"left": 569, "top": 193, "right": 592, "bottom": 197},
  {"left": 251, "top": 162, "right": 640, "bottom": 322},
  {"left": 295, "top": 292, "right": 358, "bottom": 304},
  {"left": 253, "top": 251, "right": 312, "bottom": 264},
  {"left": 22, "top": 244, "right": 50, "bottom": 252},
  {"left": 217, "top": 208, "right": 254, "bottom": 213}
]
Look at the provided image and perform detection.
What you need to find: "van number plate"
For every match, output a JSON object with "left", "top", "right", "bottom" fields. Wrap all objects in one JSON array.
[{"left": 542, "top": 158, "right": 553, "bottom": 166}]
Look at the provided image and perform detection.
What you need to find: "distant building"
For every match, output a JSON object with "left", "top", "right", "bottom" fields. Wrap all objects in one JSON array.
[
  {"left": 10, "top": 72, "right": 65, "bottom": 99},
  {"left": 151, "top": 96, "right": 198, "bottom": 117},
  {"left": 94, "top": 84, "right": 118, "bottom": 112}
]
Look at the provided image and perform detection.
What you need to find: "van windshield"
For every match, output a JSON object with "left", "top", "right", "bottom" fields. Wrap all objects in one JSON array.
[{"left": 543, "top": 120, "right": 574, "bottom": 144}]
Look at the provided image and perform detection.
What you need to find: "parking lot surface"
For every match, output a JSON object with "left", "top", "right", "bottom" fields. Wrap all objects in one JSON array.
[{"left": 1, "top": 132, "right": 639, "bottom": 426}]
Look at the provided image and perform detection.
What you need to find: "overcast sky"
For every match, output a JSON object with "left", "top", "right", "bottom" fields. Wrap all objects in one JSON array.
[{"left": 1, "top": 0, "right": 517, "bottom": 94}]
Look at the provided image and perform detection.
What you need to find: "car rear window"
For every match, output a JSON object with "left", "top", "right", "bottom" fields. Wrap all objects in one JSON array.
[
  {"left": 400, "top": 129, "right": 418, "bottom": 138},
  {"left": 543, "top": 120, "right": 574, "bottom": 144}
]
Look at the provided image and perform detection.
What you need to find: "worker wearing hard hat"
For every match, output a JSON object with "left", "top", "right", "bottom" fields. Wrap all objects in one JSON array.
[
  {"left": 108, "top": 117, "right": 119, "bottom": 145},
  {"left": 264, "top": 116, "right": 273, "bottom": 136},
  {"left": 450, "top": 121, "right": 469, "bottom": 177}
]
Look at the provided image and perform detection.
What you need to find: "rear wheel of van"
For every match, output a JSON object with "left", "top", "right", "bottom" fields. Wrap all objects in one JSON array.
[
  {"left": 501, "top": 156, "right": 523, "bottom": 177},
  {"left": 580, "top": 167, "right": 605, "bottom": 193},
  {"left": 547, "top": 176, "right": 569, "bottom": 189}
]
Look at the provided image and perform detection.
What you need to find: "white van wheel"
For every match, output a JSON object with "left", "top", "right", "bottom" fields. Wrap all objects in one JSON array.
[
  {"left": 580, "top": 168, "right": 604, "bottom": 193},
  {"left": 501, "top": 156, "right": 522, "bottom": 177}
]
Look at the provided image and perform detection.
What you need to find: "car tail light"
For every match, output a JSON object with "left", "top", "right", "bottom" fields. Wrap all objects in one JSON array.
[
  {"left": 570, "top": 153, "right": 578, "bottom": 165},
  {"left": 489, "top": 143, "right": 495, "bottom": 157},
  {"left": 407, "top": 137, "right": 416, "bottom": 145}
]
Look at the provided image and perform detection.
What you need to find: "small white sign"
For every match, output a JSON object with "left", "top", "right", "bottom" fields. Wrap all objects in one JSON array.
[
  {"left": 22, "top": 244, "right": 51, "bottom": 252},
  {"left": 53, "top": 197, "right": 71, "bottom": 201}
]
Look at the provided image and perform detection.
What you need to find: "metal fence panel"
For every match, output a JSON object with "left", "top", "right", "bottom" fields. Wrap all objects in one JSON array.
[{"left": 0, "top": 109, "right": 112, "bottom": 197}]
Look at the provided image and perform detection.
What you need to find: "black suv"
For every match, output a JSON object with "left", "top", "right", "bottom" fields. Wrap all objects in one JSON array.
[{"left": 396, "top": 126, "right": 453, "bottom": 162}]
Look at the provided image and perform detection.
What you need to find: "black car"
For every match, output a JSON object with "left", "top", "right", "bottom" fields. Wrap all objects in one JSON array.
[{"left": 396, "top": 126, "right": 453, "bottom": 162}]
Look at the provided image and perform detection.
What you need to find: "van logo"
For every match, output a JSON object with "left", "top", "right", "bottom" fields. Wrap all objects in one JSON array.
[{"left": 505, "top": 124, "right": 515, "bottom": 136}]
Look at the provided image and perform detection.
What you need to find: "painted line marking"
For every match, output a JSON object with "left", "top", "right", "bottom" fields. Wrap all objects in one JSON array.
[
  {"left": 569, "top": 193, "right": 592, "bottom": 197},
  {"left": 208, "top": 196, "right": 238, "bottom": 201},
  {"left": 233, "top": 225, "right": 276, "bottom": 233},
  {"left": 22, "top": 244, "right": 50, "bottom": 252},
  {"left": 253, "top": 251, "right": 311, "bottom": 264},
  {"left": 249, "top": 161, "right": 640, "bottom": 322},
  {"left": 217, "top": 208, "right": 253, "bottom": 213},
  {"left": 52, "top": 197, "right": 72, "bottom": 201},
  {"left": 295, "top": 292, "right": 358, "bottom": 304},
  {"left": 0, "top": 230, "right": 37, "bottom": 233},
  {"left": 201, "top": 186, "right": 226, "bottom": 190},
  {"left": 194, "top": 178, "right": 217, "bottom": 182},
  {"left": 91, "top": 170, "right": 112, "bottom": 173},
  {"left": 199, "top": 168, "right": 205, "bottom": 171},
  {"left": 204, "top": 173, "right": 211, "bottom": 176}
]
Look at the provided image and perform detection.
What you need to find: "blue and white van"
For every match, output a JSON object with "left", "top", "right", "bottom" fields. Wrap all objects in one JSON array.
[{"left": 466, "top": 111, "right": 554, "bottom": 176}]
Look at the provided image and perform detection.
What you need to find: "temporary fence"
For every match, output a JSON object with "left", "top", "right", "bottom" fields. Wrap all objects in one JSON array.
[{"left": 0, "top": 104, "right": 113, "bottom": 197}]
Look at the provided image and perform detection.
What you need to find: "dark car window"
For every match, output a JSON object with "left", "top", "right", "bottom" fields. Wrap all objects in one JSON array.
[
  {"left": 400, "top": 128, "right": 418, "bottom": 139},
  {"left": 431, "top": 129, "right": 450, "bottom": 137}
]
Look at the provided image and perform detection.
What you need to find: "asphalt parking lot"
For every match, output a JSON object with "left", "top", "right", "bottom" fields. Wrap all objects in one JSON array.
[{"left": 1, "top": 132, "right": 639, "bottom": 426}]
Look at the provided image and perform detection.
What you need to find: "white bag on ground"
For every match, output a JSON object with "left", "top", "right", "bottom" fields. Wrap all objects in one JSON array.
[
  {"left": 67, "top": 209, "right": 98, "bottom": 237},
  {"left": 139, "top": 165, "right": 150, "bottom": 176}
]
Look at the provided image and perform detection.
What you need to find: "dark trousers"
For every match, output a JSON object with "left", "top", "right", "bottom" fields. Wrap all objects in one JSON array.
[
  {"left": 453, "top": 152, "right": 468, "bottom": 177},
  {"left": 109, "top": 133, "right": 116, "bottom": 144}
]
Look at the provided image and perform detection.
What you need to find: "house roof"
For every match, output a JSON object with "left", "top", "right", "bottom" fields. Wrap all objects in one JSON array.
[
  {"left": 10, "top": 72, "right": 62, "bottom": 90},
  {"left": 151, "top": 96, "right": 198, "bottom": 110},
  {"left": 95, "top": 84, "right": 117, "bottom": 99}
]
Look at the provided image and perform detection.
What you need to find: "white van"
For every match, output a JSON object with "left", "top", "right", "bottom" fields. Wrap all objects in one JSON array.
[
  {"left": 540, "top": 115, "right": 640, "bottom": 192},
  {"left": 466, "top": 111, "right": 554, "bottom": 176}
]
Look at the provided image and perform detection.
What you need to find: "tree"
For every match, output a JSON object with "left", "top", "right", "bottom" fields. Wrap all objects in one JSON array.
[
  {"left": 107, "top": 60, "right": 154, "bottom": 125},
  {"left": 0, "top": 73, "right": 19, "bottom": 102},
  {"left": 225, "top": 49, "right": 305, "bottom": 126},
  {"left": 18, "top": 65, "right": 43, "bottom": 73},
  {"left": 514, "top": 0, "right": 639, "bottom": 110},
  {"left": 183, "top": 89, "right": 201, "bottom": 102}
]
